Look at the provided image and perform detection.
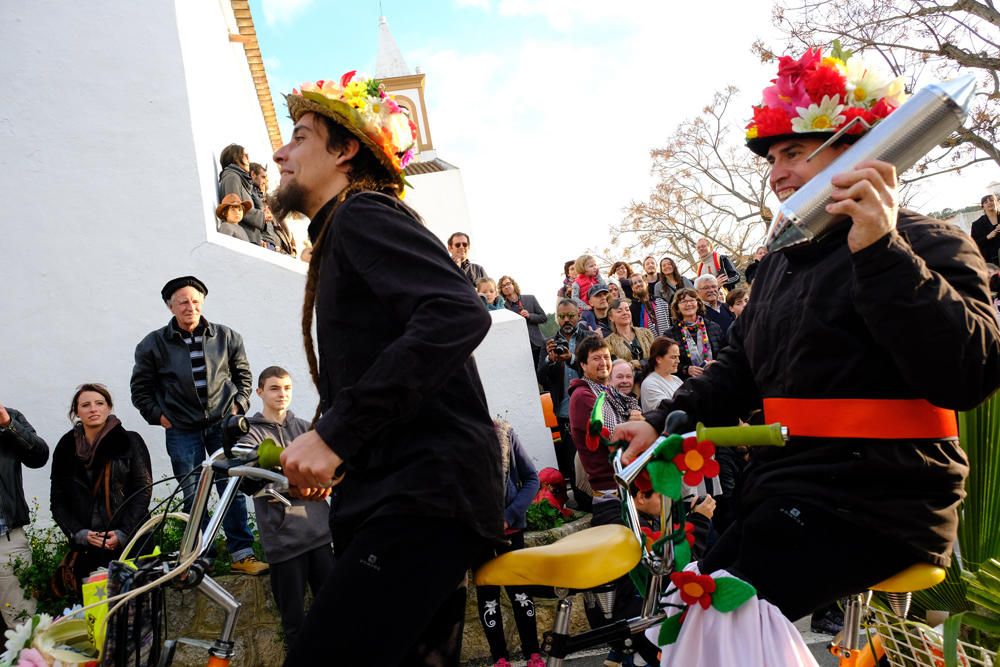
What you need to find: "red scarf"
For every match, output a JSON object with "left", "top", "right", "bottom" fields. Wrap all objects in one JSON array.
[{"left": 696, "top": 252, "right": 721, "bottom": 276}]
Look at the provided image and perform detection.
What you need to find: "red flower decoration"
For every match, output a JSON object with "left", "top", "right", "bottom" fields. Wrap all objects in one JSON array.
[
  {"left": 640, "top": 525, "right": 663, "bottom": 549},
  {"left": 672, "top": 438, "right": 720, "bottom": 486},
  {"left": 802, "top": 65, "right": 847, "bottom": 103},
  {"left": 634, "top": 469, "right": 653, "bottom": 493},
  {"left": 670, "top": 571, "right": 716, "bottom": 609},
  {"left": 585, "top": 425, "right": 609, "bottom": 452},
  {"left": 776, "top": 47, "right": 822, "bottom": 79},
  {"left": 837, "top": 107, "right": 876, "bottom": 134},
  {"left": 340, "top": 70, "right": 357, "bottom": 87},
  {"left": 749, "top": 106, "right": 793, "bottom": 138},
  {"left": 673, "top": 521, "right": 697, "bottom": 547},
  {"left": 869, "top": 98, "right": 896, "bottom": 120}
]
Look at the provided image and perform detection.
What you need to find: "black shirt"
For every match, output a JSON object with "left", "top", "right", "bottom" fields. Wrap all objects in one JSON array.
[
  {"left": 307, "top": 192, "right": 503, "bottom": 544},
  {"left": 645, "top": 211, "right": 1000, "bottom": 567},
  {"left": 970, "top": 214, "right": 1000, "bottom": 265}
]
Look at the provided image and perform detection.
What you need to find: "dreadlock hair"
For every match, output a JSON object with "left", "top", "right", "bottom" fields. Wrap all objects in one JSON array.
[{"left": 301, "top": 112, "right": 406, "bottom": 425}]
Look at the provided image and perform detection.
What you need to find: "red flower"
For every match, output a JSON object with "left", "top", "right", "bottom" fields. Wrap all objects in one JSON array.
[
  {"left": 538, "top": 467, "right": 566, "bottom": 488},
  {"left": 776, "top": 47, "right": 822, "bottom": 79},
  {"left": 869, "top": 98, "right": 895, "bottom": 120},
  {"left": 803, "top": 65, "right": 846, "bottom": 103},
  {"left": 749, "top": 106, "right": 793, "bottom": 138},
  {"left": 534, "top": 488, "right": 561, "bottom": 510},
  {"left": 340, "top": 70, "right": 357, "bottom": 87},
  {"left": 673, "top": 521, "right": 697, "bottom": 547},
  {"left": 672, "top": 438, "right": 720, "bottom": 486},
  {"left": 837, "top": 107, "right": 876, "bottom": 134},
  {"left": 670, "top": 571, "right": 716, "bottom": 609},
  {"left": 634, "top": 469, "right": 653, "bottom": 493},
  {"left": 585, "top": 425, "right": 609, "bottom": 452},
  {"left": 640, "top": 525, "right": 662, "bottom": 549}
]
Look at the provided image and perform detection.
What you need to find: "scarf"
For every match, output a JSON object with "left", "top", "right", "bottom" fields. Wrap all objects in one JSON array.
[
  {"left": 582, "top": 378, "right": 639, "bottom": 436},
  {"left": 680, "top": 318, "right": 712, "bottom": 368},
  {"left": 696, "top": 252, "right": 721, "bottom": 277},
  {"left": 74, "top": 414, "right": 121, "bottom": 468}
]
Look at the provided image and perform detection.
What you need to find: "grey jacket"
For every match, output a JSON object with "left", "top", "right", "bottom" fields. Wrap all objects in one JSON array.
[
  {"left": 218, "top": 165, "right": 267, "bottom": 245},
  {"left": 238, "top": 411, "right": 332, "bottom": 563},
  {"left": 130, "top": 318, "right": 253, "bottom": 430},
  {"left": 0, "top": 409, "right": 50, "bottom": 530}
]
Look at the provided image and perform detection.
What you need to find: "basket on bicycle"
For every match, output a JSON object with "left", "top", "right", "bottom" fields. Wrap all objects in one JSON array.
[{"left": 870, "top": 606, "right": 997, "bottom": 667}]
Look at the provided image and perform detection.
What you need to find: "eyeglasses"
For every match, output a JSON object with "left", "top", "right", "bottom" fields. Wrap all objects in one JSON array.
[{"left": 452, "top": 242, "right": 469, "bottom": 248}]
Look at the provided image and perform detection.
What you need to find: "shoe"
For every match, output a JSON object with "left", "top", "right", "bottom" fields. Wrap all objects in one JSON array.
[
  {"left": 491, "top": 659, "right": 511, "bottom": 667},
  {"left": 527, "top": 654, "right": 546, "bottom": 667},
  {"left": 231, "top": 555, "right": 269, "bottom": 576},
  {"left": 810, "top": 607, "right": 844, "bottom": 635},
  {"left": 604, "top": 648, "right": 624, "bottom": 667}
]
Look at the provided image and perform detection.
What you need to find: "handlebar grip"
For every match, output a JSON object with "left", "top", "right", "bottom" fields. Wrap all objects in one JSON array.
[{"left": 695, "top": 422, "right": 787, "bottom": 447}]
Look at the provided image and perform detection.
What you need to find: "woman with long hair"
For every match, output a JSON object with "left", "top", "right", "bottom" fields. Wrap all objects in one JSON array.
[
  {"left": 609, "top": 261, "right": 634, "bottom": 299},
  {"left": 665, "top": 288, "right": 724, "bottom": 378},
  {"left": 499, "top": 275, "right": 548, "bottom": 363},
  {"left": 605, "top": 298, "right": 655, "bottom": 371},
  {"left": 640, "top": 337, "right": 683, "bottom": 412},
  {"left": 654, "top": 256, "right": 693, "bottom": 304},
  {"left": 50, "top": 384, "right": 152, "bottom": 601}
]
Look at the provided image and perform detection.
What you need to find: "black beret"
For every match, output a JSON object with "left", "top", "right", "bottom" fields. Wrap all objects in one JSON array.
[{"left": 161, "top": 276, "right": 208, "bottom": 303}]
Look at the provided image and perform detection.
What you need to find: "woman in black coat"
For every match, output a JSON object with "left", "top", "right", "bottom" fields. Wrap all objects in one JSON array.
[
  {"left": 665, "top": 288, "right": 725, "bottom": 379},
  {"left": 50, "top": 383, "right": 152, "bottom": 600},
  {"left": 499, "top": 275, "right": 548, "bottom": 363}
]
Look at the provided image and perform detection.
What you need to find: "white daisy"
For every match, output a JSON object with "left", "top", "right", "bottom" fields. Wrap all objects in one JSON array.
[
  {"left": 845, "top": 55, "right": 892, "bottom": 106},
  {"left": 792, "top": 95, "right": 846, "bottom": 133}
]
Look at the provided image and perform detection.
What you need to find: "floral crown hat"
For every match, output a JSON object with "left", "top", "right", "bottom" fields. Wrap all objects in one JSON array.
[
  {"left": 285, "top": 71, "right": 418, "bottom": 185},
  {"left": 745, "top": 43, "right": 908, "bottom": 157}
]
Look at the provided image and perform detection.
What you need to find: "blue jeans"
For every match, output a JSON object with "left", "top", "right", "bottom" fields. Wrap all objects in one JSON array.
[{"left": 165, "top": 422, "right": 255, "bottom": 561}]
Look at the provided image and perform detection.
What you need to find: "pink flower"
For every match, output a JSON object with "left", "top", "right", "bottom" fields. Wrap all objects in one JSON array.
[
  {"left": 339, "top": 70, "right": 357, "bottom": 87},
  {"left": 762, "top": 76, "right": 810, "bottom": 114},
  {"left": 16, "top": 648, "right": 49, "bottom": 667}
]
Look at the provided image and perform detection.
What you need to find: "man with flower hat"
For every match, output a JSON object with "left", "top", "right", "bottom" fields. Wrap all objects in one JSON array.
[
  {"left": 615, "top": 44, "right": 1000, "bottom": 630},
  {"left": 272, "top": 71, "right": 503, "bottom": 665}
]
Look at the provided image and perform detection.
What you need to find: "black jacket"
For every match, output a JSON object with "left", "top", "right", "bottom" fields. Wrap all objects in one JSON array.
[
  {"left": 645, "top": 212, "right": 1000, "bottom": 566},
  {"left": 970, "top": 214, "right": 1000, "bottom": 265},
  {"left": 50, "top": 422, "right": 152, "bottom": 547},
  {"left": 130, "top": 318, "right": 253, "bottom": 430},
  {"left": 536, "top": 324, "right": 592, "bottom": 412},
  {"left": 0, "top": 409, "right": 49, "bottom": 530},
  {"left": 504, "top": 294, "right": 548, "bottom": 347},
  {"left": 308, "top": 192, "right": 503, "bottom": 544},
  {"left": 666, "top": 318, "right": 725, "bottom": 378}
]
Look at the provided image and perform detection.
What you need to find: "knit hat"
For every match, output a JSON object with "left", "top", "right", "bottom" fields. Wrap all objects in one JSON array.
[
  {"left": 285, "top": 71, "right": 418, "bottom": 185},
  {"left": 745, "top": 43, "right": 908, "bottom": 157}
]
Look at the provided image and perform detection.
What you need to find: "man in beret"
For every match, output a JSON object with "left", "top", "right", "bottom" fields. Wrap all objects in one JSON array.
[
  {"left": 271, "top": 73, "right": 503, "bottom": 665},
  {"left": 130, "top": 276, "right": 264, "bottom": 575}
]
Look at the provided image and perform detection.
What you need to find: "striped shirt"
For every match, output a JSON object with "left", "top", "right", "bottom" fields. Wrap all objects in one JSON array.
[{"left": 176, "top": 320, "right": 209, "bottom": 407}]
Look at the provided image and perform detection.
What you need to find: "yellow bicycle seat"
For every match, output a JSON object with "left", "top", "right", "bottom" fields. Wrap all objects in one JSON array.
[
  {"left": 871, "top": 562, "right": 946, "bottom": 593},
  {"left": 474, "top": 525, "right": 641, "bottom": 589}
]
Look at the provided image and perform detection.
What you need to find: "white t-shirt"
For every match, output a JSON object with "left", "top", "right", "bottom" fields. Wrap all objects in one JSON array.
[{"left": 640, "top": 372, "right": 683, "bottom": 412}]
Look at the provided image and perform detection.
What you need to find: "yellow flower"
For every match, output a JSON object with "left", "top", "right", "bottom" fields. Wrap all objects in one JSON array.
[
  {"left": 746, "top": 126, "right": 759, "bottom": 139},
  {"left": 822, "top": 56, "right": 846, "bottom": 74}
]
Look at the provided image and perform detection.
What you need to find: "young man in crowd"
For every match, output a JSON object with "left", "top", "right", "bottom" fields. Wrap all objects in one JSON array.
[
  {"left": 0, "top": 400, "right": 49, "bottom": 628},
  {"left": 238, "top": 367, "right": 333, "bottom": 650},
  {"left": 270, "top": 73, "right": 502, "bottom": 665},
  {"left": 695, "top": 274, "right": 735, "bottom": 337},
  {"left": 616, "top": 46, "right": 1000, "bottom": 634},
  {"left": 130, "top": 276, "right": 265, "bottom": 575},
  {"left": 447, "top": 232, "right": 487, "bottom": 286},
  {"left": 580, "top": 284, "right": 612, "bottom": 336}
]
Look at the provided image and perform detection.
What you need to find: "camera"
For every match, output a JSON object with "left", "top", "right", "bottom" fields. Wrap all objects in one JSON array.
[{"left": 554, "top": 342, "right": 568, "bottom": 356}]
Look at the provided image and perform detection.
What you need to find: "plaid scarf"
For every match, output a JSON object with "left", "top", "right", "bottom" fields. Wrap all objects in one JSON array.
[{"left": 582, "top": 378, "right": 639, "bottom": 434}]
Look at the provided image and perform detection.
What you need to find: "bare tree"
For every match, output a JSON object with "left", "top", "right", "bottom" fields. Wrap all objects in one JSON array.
[
  {"left": 755, "top": 0, "right": 1000, "bottom": 181},
  {"left": 611, "top": 87, "right": 774, "bottom": 272}
]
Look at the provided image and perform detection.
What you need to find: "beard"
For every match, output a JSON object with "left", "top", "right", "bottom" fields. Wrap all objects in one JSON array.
[{"left": 268, "top": 181, "right": 310, "bottom": 223}]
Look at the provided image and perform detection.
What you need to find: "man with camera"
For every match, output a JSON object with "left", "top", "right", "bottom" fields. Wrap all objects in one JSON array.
[{"left": 537, "top": 299, "right": 593, "bottom": 486}]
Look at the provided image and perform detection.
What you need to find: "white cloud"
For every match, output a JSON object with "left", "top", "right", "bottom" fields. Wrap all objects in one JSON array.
[{"left": 261, "top": 0, "right": 313, "bottom": 26}]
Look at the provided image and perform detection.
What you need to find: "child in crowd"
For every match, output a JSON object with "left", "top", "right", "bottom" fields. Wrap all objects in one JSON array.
[
  {"left": 571, "top": 254, "right": 606, "bottom": 310},
  {"left": 215, "top": 193, "right": 251, "bottom": 242},
  {"left": 476, "top": 277, "right": 507, "bottom": 311},
  {"left": 238, "top": 366, "right": 334, "bottom": 651},
  {"left": 476, "top": 420, "right": 544, "bottom": 667},
  {"left": 559, "top": 259, "right": 578, "bottom": 299}
]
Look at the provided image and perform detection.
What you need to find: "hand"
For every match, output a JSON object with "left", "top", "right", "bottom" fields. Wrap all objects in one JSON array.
[
  {"left": 288, "top": 486, "right": 333, "bottom": 501},
  {"left": 159, "top": 415, "right": 173, "bottom": 429},
  {"left": 628, "top": 409, "right": 644, "bottom": 422},
  {"left": 503, "top": 520, "right": 510, "bottom": 531},
  {"left": 519, "top": 309, "right": 529, "bottom": 318},
  {"left": 0, "top": 402, "right": 10, "bottom": 428},
  {"left": 716, "top": 274, "right": 728, "bottom": 288},
  {"left": 613, "top": 420, "right": 658, "bottom": 465},
  {"left": 688, "top": 365, "right": 705, "bottom": 377},
  {"left": 102, "top": 532, "right": 120, "bottom": 550},
  {"left": 281, "top": 429, "right": 344, "bottom": 490},
  {"left": 231, "top": 404, "right": 240, "bottom": 416},
  {"left": 827, "top": 160, "right": 898, "bottom": 253},
  {"left": 691, "top": 495, "right": 716, "bottom": 519},
  {"left": 546, "top": 339, "right": 559, "bottom": 363}
]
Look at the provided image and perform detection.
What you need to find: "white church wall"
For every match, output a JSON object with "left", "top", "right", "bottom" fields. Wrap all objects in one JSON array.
[
  {"left": 405, "top": 169, "right": 476, "bottom": 249},
  {"left": 475, "top": 310, "right": 558, "bottom": 470}
]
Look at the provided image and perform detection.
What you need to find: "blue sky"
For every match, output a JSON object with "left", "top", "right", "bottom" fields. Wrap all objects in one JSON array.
[{"left": 249, "top": 0, "right": 997, "bottom": 310}]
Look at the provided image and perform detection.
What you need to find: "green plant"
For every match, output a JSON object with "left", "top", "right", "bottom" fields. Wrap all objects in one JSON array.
[
  {"left": 526, "top": 500, "right": 567, "bottom": 531},
  {"left": 9, "top": 501, "right": 73, "bottom": 616}
]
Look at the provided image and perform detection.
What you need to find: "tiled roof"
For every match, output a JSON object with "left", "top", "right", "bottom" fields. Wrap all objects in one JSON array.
[
  {"left": 229, "top": 0, "right": 283, "bottom": 151},
  {"left": 404, "top": 158, "right": 457, "bottom": 176}
]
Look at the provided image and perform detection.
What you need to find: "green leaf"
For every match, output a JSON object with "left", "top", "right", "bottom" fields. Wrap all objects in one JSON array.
[
  {"left": 674, "top": 541, "right": 692, "bottom": 571},
  {"left": 711, "top": 577, "right": 757, "bottom": 612},
  {"left": 942, "top": 613, "right": 962, "bottom": 667},
  {"left": 648, "top": 461, "right": 682, "bottom": 500},
  {"left": 655, "top": 433, "right": 684, "bottom": 461},
  {"left": 657, "top": 613, "right": 684, "bottom": 646}
]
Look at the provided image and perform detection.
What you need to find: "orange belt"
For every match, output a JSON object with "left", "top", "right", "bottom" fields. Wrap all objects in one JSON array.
[{"left": 762, "top": 398, "right": 958, "bottom": 440}]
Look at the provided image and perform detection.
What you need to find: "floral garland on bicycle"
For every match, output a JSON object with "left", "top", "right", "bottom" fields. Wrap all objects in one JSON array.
[{"left": 588, "top": 395, "right": 757, "bottom": 645}]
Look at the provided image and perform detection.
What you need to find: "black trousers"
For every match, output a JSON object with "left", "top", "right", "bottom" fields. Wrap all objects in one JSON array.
[
  {"left": 283, "top": 516, "right": 487, "bottom": 666},
  {"left": 700, "top": 496, "right": 919, "bottom": 621},
  {"left": 555, "top": 417, "right": 577, "bottom": 487},
  {"left": 270, "top": 544, "right": 335, "bottom": 649},
  {"left": 475, "top": 531, "right": 540, "bottom": 661}
]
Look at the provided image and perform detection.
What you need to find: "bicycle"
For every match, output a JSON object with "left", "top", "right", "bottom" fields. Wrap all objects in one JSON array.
[{"left": 52, "top": 415, "right": 292, "bottom": 667}]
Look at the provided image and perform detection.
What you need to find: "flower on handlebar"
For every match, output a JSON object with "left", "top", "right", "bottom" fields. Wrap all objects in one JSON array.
[
  {"left": 671, "top": 571, "right": 717, "bottom": 609},
  {"left": 672, "top": 437, "right": 720, "bottom": 486}
]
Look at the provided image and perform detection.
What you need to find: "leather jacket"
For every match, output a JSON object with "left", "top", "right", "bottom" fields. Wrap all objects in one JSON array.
[{"left": 0, "top": 409, "right": 50, "bottom": 530}]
